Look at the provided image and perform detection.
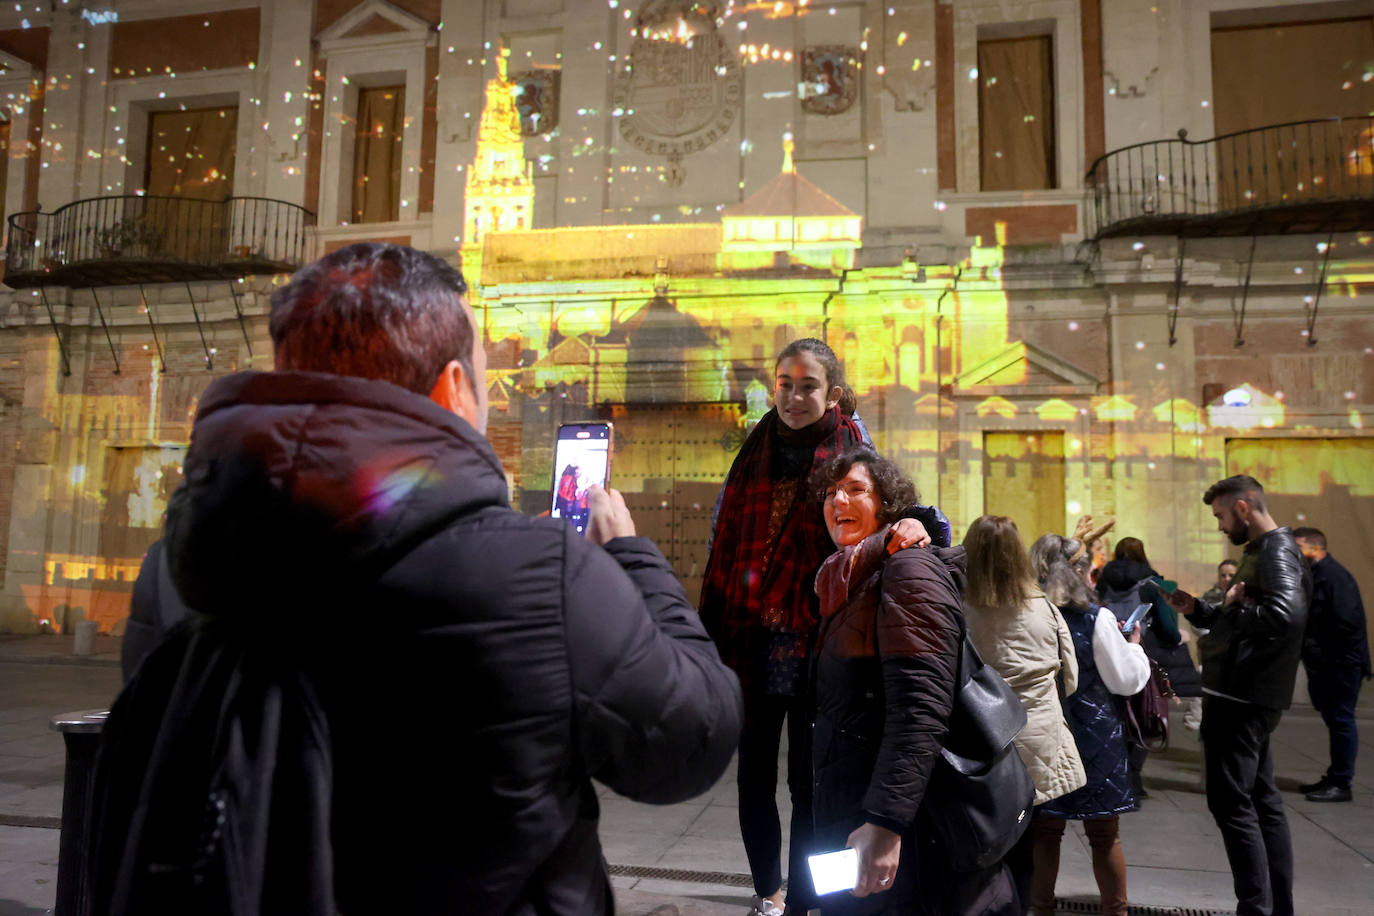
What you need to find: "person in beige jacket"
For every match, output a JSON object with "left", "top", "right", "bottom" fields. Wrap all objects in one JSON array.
[{"left": 961, "top": 515, "right": 1087, "bottom": 910}]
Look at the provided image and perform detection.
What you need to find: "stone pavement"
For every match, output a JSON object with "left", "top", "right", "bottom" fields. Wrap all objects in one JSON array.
[{"left": 2, "top": 634, "right": 1372, "bottom": 915}]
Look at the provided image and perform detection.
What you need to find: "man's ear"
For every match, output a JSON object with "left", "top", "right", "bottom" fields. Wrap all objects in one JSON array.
[{"left": 429, "top": 359, "right": 480, "bottom": 426}]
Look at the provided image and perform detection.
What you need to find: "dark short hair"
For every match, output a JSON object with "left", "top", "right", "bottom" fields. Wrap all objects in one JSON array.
[
  {"left": 1114, "top": 536, "right": 1149, "bottom": 565},
  {"left": 810, "top": 446, "right": 916, "bottom": 527},
  {"left": 1218, "top": 559, "right": 1239, "bottom": 571},
  {"left": 776, "top": 337, "right": 857, "bottom": 415},
  {"left": 1203, "top": 474, "right": 1266, "bottom": 513},
  {"left": 1292, "top": 527, "right": 1326, "bottom": 549},
  {"left": 270, "top": 242, "right": 475, "bottom": 396}
]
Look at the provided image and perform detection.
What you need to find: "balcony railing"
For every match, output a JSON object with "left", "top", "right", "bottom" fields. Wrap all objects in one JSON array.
[
  {"left": 4, "top": 195, "right": 315, "bottom": 288},
  {"left": 1087, "top": 116, "right": 1374, "bottom": 239}
]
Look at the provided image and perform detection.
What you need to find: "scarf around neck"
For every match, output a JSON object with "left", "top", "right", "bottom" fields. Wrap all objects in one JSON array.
[{"left": 700, "top": 406, "right": 862, "bottom": 636}]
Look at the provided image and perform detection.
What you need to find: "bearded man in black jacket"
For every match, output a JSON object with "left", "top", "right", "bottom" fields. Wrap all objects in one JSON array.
[
  {"left": 1165, "top": 475, "right": 1309, "bottom": 916},
  {"left": 93, "top": 243, "right": 742, "bottom": 915}
]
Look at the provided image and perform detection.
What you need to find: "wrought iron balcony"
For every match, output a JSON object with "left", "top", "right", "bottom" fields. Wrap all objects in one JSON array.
[
  {"left": 4, "top": 195, "right": 315, "bottom": 289},
  {"left": 1087, "top": 116, "right": 1374, "bottom": 239}
]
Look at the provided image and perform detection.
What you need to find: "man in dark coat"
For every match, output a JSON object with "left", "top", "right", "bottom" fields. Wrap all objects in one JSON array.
[
  {"left": 93, "top": 243, "right": 743, "bottom": 915},
  {"left": 1292, "top": 527, "right": 1371, "bottom": 803},
  {"left": 1168, "top": 475, "right": 1309, "bottom": 916}
]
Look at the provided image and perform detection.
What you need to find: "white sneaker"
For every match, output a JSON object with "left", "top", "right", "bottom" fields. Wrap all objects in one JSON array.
[{"left": 748, "top": 895, "right": 785, "bottom": 916}]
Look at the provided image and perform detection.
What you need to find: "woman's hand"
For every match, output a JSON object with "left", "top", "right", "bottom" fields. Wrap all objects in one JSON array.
[
  {"left": 846, "top": 822, "right": 901, "bottom": 897},
  {"left": 1127, "top": 624, "right": 1142, "bottom": 645},
  {"left": 887, "top": 517, "right": 930, "bottom": 553}
]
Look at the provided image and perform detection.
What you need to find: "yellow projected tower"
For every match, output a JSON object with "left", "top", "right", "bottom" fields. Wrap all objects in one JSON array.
[{"left": 464, "top": 48, "right": 534, "bottom": 246}]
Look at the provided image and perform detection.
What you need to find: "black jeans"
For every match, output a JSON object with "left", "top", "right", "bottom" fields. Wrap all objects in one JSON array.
[
  {"left": 1200, "top": 696, "right": 1294, "bottom": 916},
  {"left": 1306, "top": 662, "right": 1364, "bottom": 789},
  {"left": 737, "top": 688, "right": 815, "bottom": 908}
]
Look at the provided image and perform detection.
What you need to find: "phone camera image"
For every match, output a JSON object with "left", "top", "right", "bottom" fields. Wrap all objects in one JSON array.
[{"left": 551, "top": 424, "right": 612, "bottom": 536}]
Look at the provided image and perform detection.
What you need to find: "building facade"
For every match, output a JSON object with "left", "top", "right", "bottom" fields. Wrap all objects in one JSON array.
[{"left": 0, "top": 0, "right": 1370, "bottom": 634}]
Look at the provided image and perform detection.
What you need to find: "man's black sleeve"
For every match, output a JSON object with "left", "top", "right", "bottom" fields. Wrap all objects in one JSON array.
[
  {"left": 1329, "top": 565, "right": 1367, "bottom": 645},
  {"left": 120, "top": 541, "right": 164, "bottom": 684},
  {"left": 562, "top": 532, "right": 743, "bottom": 804}
]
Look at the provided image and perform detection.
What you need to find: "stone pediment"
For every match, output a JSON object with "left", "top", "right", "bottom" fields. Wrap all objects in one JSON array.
[
  {"left": 954, "top": 341, "right": 1099, "bottom": 396},
  {"left": 317, "top": 0, "right": 435, "bottom": 50}
]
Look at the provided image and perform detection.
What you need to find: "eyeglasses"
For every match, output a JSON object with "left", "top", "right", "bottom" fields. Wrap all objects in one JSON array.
[{"left": 824, "top": 483, "right": 874, "bottom": 502}]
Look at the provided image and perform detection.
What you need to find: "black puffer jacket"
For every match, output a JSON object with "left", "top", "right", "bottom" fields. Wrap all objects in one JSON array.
[
  {"left": 1191, "top": 526, "right": 1310, "bottom": 710},
  {"left": 133, "top": 371, "right": 741, "bottom": 914},
  {"left": 811, "top": 533, "right": 964, "bottom": 914}
]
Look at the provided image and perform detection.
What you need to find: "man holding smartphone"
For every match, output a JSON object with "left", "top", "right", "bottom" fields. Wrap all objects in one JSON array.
[
  {"left": 92, "top": 243, "right": 743, "bottom": 915},
  {"left": 1163, "top": 475, "right": 1308, "bottom": 916}
]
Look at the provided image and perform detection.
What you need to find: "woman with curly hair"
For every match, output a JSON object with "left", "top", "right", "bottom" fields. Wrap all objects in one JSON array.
[{"left": 809, "top": 447, "right": 1016, "bottom": 914}]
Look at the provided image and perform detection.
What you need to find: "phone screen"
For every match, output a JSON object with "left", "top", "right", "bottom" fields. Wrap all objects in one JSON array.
[
  {"left": 551, "top": 423, "right": 612, "bottom": 536},
  {"left": 807, "top": 848, "right": 859, "bottom": 895}
]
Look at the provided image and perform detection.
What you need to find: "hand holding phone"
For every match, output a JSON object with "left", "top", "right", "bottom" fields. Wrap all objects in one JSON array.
[
  {"left": 585, "top": 485, "right": 635, "bottom": 545},
  {"left": 807, "top": 848, "right": 859, "bottom": 895},
  {"left": 1119, "top": 602, "right": 1151, "bottom": 635},
  {"left": 1149, "top": 575, "right": 1178, "bottom": 595}
]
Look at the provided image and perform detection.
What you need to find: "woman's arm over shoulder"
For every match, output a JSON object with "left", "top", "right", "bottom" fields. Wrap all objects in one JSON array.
[{"left": 1091, "top": 607, "right": 1151, "bottom": 696}]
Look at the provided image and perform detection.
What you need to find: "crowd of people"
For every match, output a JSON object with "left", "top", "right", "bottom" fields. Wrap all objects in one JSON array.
[{"left": 98, "top": 243, "right": 1366, "bottom": 916}]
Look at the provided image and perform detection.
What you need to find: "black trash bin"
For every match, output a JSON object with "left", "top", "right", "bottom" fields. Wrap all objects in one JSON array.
[{"left": 49, "top": 709, "right": 109, "bottom": 916}]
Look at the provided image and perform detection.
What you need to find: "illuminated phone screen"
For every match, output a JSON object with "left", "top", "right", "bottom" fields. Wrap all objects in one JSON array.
[{"left": 551, "top": 423, "right": 611, "bottom": 536}]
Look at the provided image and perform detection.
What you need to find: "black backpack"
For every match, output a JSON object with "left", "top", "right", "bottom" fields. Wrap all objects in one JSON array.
[{"left": 90, "top": 619, "right": 336, "bottom": 916}]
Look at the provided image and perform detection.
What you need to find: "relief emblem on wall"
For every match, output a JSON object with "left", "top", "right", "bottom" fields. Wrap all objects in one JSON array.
[
  {"left": 511, "top": 70, "right": 559, "bottom": 136},
  {"left": 614, "top": 2, "right": 742, "bottom": 161},
  {"left": 801, "top": 46, "right": 859, "bottom": 115}
]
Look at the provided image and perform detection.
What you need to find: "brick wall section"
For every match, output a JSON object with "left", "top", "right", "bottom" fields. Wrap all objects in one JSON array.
[
  {"left": 965, "top": 205, "right": 1078, "bottom": 245},
  {"left": 0, "top": 26, "right": 48, "bottom": 71},
  {"left": 109, "top": 10, "right": 260, "bottom": 78},
  {"left": 936, "top": 3, "right": 956, "bottom": 190},
  {"left": 0, "top": 27, "right": 48, "bottom": 216},
  {"left": 420, "top": 46, "right": 438, "bottom": 214},
  {"left": 1081, "top": 0, "right": 1105, "bottom": 172}
]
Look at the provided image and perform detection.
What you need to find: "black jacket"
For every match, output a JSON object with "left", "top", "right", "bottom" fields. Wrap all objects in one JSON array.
[
  {"left": 1191, "top": 526, "right": 1310, "bottom": 710},
  {"left": 120, "top": 539, "right": 192, "bottom": 682},
  {"left": 1303, "top": 553, "right": 1372, "bottom": 676},
  {"left": 96, "top": 370, "right": 743, "bottom": 915},
  {"left": 811, "top": 535, "right": 965, "bottom": 914}
]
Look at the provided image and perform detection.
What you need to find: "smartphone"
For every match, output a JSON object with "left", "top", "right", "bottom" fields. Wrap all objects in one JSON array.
[
  {"left": 1120, "top": 602, "right": 1151, "bottom": 634},
  {"left": 807, "top": 847, "right": 859, "bottom": 895},
  {"left": 1149, "top": 575, "right": 1178, "bottom": 595},
  {"left": 550, "top": 422, "right": 613, "bottom": 536}
]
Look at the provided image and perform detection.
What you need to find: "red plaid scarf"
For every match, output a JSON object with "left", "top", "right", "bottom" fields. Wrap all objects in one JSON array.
[{"left": 699, "top": 406, "right": 862, "bottom": 677}]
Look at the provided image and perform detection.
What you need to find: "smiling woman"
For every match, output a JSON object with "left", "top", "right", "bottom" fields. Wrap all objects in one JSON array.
[
  {"left": 809, "top": 447, "right": 1017, "bottom": 913},
  {"left": 812, "top": 447, "right": 918, "bottom": 548}
]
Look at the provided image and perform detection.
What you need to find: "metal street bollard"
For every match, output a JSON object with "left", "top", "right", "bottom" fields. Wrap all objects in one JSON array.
[
  {"left": 49, "top": 709, "right": 109, "bottom": 916},
  {"left": 72, "top": 620, "right": 98, "bottom": 657}
]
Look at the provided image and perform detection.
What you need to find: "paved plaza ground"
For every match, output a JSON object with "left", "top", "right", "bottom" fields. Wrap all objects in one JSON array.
[{"left": 2, "top": 633, "right": 1371, "bottom": 915}]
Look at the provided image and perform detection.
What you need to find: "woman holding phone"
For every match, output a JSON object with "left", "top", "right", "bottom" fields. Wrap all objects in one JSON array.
[
  {"left": 1026, "top": 534, "right": 1151, "bottom": 916},
  {"left": 809, "top": 448, "right": 1015, "bottom": 914},
  {"left": 699, "top": 339, "right": 932, "bottom": 916}
]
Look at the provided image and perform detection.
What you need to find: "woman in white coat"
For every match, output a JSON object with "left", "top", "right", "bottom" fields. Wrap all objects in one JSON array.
[{"left": 961, "top": 515, "right": 1087, "bottom": 909}]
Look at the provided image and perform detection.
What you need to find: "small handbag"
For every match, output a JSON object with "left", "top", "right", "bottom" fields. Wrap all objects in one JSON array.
[
  {"left": 922, "top": 630, "right": 1036, "bottom": 873},
  {"left": 1120, "top": 658, "right": 1173, "bottom": 752}
]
